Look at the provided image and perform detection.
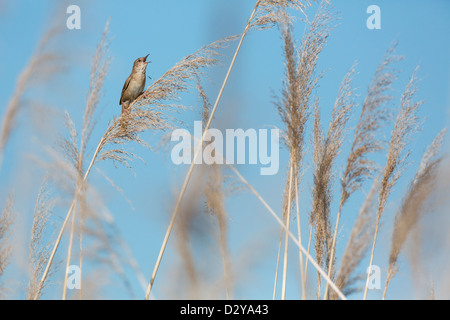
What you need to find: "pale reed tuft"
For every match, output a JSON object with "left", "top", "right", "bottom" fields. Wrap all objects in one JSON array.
[
  {"left": 364, "top": 65, "right": 423, "bottom": 299},
  {"left": 27, "top": 183, "right": 56, "bottom": 300},
  {"left": 324, "top": 44, "right": 401, "bottom": 299},
  {"left": 383, "top": 128, "right": 446, "bottom": 299}
]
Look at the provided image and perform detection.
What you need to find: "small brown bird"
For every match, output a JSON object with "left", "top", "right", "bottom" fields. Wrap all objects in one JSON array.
[{"left": 119, "top": 54, "right": 150, "bottom": 115}]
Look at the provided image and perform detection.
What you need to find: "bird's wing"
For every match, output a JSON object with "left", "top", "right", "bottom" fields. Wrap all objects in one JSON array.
[{"left": 119, "top": 75, "right": 131, "bottom": 105}]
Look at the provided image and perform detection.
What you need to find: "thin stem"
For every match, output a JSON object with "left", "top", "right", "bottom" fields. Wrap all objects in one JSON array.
[
  {"left": 34, "top": 137, "right": 104, "bottom": 300},
  {"left": 218, "top": 228, "right": 231, "bottom": 299},
  {"left": 323, "top": 196, "right": 345, "bottom": 299},
  {"left": 295, "top": 174, "right": 306, "bottom": 300},
  {"left": 382, "top": 271, "right": 392, "bottom": 300},
  {"left": 79, "top": 201, "right": 84, "bottom": 299},
  {"left": 62, "top": 202, "right": 77, "bottom": 300},
  {"left": 144, "top": 1, "right": 261, "bottom": 300},
  {"left": 281, "top": 164, "right": 294, "bottom": 300},
  {"left": 273, "top": 227, "right": 284, "bottom": 299},
  {"left": 304, "top": 224, "right": 313, "bottom": 286},
  {"left": 227, "top": 164, "right": 347, "bottom": 300},
  {"left": 363, "top": 207, "right": 382, "bottom": 299}
]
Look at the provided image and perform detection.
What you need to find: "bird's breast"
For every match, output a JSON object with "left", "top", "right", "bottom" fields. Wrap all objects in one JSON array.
[{"left": 127, "top": 75, "right": 146, "bottom": 97}]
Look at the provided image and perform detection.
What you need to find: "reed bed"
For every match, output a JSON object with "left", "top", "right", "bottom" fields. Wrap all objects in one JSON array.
[{"left": 0, "top": 0, "right": 448, "bottom": 301}]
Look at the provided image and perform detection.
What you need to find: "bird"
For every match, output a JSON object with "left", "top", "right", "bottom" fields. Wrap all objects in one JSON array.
[{"left": 119, "top": 54, "right": 150, "bottom": 115}]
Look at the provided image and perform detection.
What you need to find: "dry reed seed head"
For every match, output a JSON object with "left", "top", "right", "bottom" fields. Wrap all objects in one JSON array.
[
  {"left": 277, "top": 3, "right": 333, "bottom": 181},
  {"left": 204, "top": 165, "right": 227, "bottom": 225},
  {"left": 378, "top": 66, "right": 423, "bottom": 211},
  {"left": 310, "top": 62, "right": 356, "bottom": 282},
  {"left": 81, "top": 20, "right": 111, "bottom": 174},
  {"left": 59, "top": 112, "right": 80, "bottom": 172},
  {"left": 82, "top": 21, "right": 111, "bottom": 161},
  {"left": 37, "top": 145, "right": 82, "bottom": 199},
  {"left": 55, "top": 20, "right": 110, "bottom": 180},
  {"left": 333, "top": 178, "right": 378, "bottom": 299},
  {"left": 341, "top": 44, "right": 404, "bottom": 204},
  {"left": 310, "top": 65, "right": 356, "bottom": 224},
  {"left": 137, "top": 36, "right": 238, "bottom": 108},
  {"left": 80, "top": 212, "right": 136, "bottom": 297},
  {"left": 0, "top": 22, "right": 64, "bottom": 167},
  {"left": 251, "top": 0, "right": 317, "bottom": 30},
  {"left": 200, "top": 80, "right": 225, "bottom": 216},
  {"left": 198, "top": 78, "right": 225, "bottom": 217},
  {"left": 277, "top": 16, "right": 305, "bottom": 219},
  {"left": 415, "top": 128, "right": 446, "bottom": 182},
  {"left": 387, "top": 129, "right": 446, "bottom": 274},
  {"left": 204, "top": 164, "right": 232, "bottom": 297},
  {"left": 310, "top": 101, "right": 330, "bottom": 272},
  {"left": 172, "top": 172, "right": 211, "bottom": 299},
  {"left": 197, "top": 77, "right": 231, "bottom": 294},
  {"left": 195, "top": 75, "right": 212, "bottom": 133},
  {"left": 28, "top": 183, "right": 56, "bottom": 300},
  {"left": 276, "top": 4, "right": 334, "bottom": 230}
]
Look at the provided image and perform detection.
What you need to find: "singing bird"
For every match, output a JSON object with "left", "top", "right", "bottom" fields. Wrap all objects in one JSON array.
[{"left": 119, "top": 54, "right": 150, "bottom": 115}]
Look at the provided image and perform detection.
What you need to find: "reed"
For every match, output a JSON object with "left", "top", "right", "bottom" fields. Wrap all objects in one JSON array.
[
  {"left": 383, "top": 129, "right": 446, "bottom": 299},
  {"left": 363, "top": 66, "right": 423, "bottom": 299},
  {"left": 27, "top": 183, "right": 55, "bottom": 300}
]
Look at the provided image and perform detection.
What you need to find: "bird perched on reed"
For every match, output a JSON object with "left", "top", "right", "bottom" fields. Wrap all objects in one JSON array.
[{"left": 119, "top": 54, "right": 150, "bottom": 115}]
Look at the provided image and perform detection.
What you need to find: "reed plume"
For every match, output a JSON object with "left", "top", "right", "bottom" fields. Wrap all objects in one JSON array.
[
  {"left": 99, "top": 36, "right": 236, "bottom": 167},
  {"left": 273, "top": 2, "right": 331, "bottom": 299},
  {"left": 313, "top": 64, "right": 356, "bottom": 299},
  {"left": 252, "top": 0, "right": 316, "bottom": 30},
  {"left": 324, "top": 44, "right": 402, "bottom": 298},
  {"left": 80, "top": 200, "right": 141, "bottom": 299},
  {"left": 363, "top": 66, "right": 423, "bottom": 299},
  {"left": 330, "top": 178, "right": 378, "bottom": 300},
  {"left": 311, "top": 93, "right": 352, "bottom": 297},
  {"left": 173, "top": 173, "right": 205, "bottom": 299},
  {"left": 27, "top": 183, "right": 55, "bottom": 300},
  {"left": 0, "top": 24, "right": 63, "bottom": 173},
  {"left": 383, "top": 129, "right": 446, "bottom": 299},
  {"left": 199, "top": 79, "right": 233, "bottom": 299}
]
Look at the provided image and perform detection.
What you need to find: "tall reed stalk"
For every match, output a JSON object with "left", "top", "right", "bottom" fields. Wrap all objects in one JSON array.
[
  {"left": 274, "top": 2, "right": 330, "bottom": 299},
  {"left": 144, "top": 0, "right": 263, "bottom": 300}
]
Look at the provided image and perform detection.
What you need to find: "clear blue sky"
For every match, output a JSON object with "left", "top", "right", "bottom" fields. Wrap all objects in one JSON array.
[{"left": 0, "top": 0, "right": 449, "bottom": 300}]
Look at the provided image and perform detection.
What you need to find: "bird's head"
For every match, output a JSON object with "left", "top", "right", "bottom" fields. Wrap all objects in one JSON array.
[{"left": 133, "top": 54, "right": 150, "bottom": 73}]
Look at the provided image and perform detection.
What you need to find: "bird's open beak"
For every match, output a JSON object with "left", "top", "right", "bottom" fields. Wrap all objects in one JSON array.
[{"left": 144, "top": 54, "right": 151, "bottom": 64}]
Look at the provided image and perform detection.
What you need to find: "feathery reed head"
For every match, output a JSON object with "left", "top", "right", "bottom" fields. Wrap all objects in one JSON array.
[
  {"left": 385, "top": 129, "right": 446, "bottom": 291},
  {"left": 341, "top": 43, "right": 403, "bottom": 205},
  {"left": 333, "top": 179, "right": 378, "bottom": 299},
  {"left": 252, "top": 0, "right": 316, "bottom": 30},
  {"left": 379, "top": 66, "right": 423, "bottom": 212},
  {"left": 28, "top": 183, "right": 55, "bottom": 300},
  {"left": 0, "top": 21, "right": 64, "bottom": 172},
  {"left": 310, "top": 64, "right": 356, "bottom": 269}
]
